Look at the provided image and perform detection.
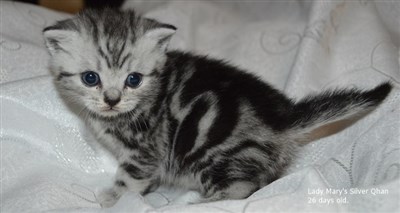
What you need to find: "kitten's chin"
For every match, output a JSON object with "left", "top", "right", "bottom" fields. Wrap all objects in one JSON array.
[
  {"left": 87, "top": 104, "right": 137, "bottom": 119},
  {"left": 99, "top": 109, "right": 122, "bottom": 117},
  {"left": 92, "top": 107, "right": 135, "bottom": 118}
]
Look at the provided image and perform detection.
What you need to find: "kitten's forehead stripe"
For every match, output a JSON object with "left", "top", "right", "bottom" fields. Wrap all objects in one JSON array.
[
  {"left": 128, "top": 12, "right": 138, "bottom": 43},
  {"left": 76, "top": 9, "right": 139, "bottom": 71},
  {"left": 51, "top": 8, "right": 172, "bottom": 72},
  {"left": 85, "top": 14, "right": 99, "bottom": 44},
  {"left": 96, "top": 59, "right": 101, "bottom": 72},
  {"left": 146, "top": 70, "right": 159, "bottom": 77},
  {"left": 119, "top": 53, "right": 132, "bottom": 70},
  {"left": 106, "top": 40, "right": 112, "bottom": 53},
  {"left": 98, "top": 46, "right": 112, "bottom": 69},
  {"left": 115, "top": 41, "right": 127, "bottom": 68}
]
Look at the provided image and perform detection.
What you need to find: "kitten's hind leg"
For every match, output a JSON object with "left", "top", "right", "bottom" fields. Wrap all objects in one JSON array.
[
  {"left": 170, "top": 182, "right": 257, "bottom": 205},
  {"left": 96, "top": 164, "right": 153, "bottom": 208},
  {"left": 192, "top": 181, "right": 258, "bottom": 204}
]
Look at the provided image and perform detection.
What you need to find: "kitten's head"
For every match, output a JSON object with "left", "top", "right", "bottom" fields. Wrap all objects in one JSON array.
[{"left": 43, "top": 8, "right": 176, "bottom": 118}]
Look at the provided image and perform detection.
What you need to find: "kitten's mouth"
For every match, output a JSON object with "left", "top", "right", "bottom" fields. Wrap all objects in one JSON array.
[
  {"left": 94, "top": 104, "right": 136, "bottom": 118},
  {"left": 103, "top": 108, "right": 119, "bottom": 112},
  {"left": 104, "top": 108, "right": 118, "bottom": 111},
  {"left": 99, "top": 107, "right": 122, "bottom": 116}
]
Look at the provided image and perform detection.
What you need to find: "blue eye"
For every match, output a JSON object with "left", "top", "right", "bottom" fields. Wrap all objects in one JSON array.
[
  {"left": 81, "top": 71, "right": 100, "bottom": 86},
  {"left": 126, "top": 73, "right": 142, "bottom": 88}
]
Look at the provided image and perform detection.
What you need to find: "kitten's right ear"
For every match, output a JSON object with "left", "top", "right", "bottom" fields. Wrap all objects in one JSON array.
[
  {"left": 43, "top": 26, "right": 77, "bottom": 56},
  {"left": 144, "top": 24, "right": 177, "bottom": 51}
]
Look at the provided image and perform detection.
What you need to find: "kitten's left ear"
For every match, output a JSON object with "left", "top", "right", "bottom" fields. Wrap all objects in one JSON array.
[
  {"left": 43, "top": 19, "right": 80, "bottom": 56},
  {"left": 43, "top": 27, "right": 78, "bottom": 56},
  {"left": 144, "top": 24, "right": 177, "bottom": 51}
]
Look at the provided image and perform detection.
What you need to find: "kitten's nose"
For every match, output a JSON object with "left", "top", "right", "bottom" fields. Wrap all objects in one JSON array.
[
  {"left": 104, "top": 96, "right": 121, "bottom": 107},
  {"left": 104, "top": 89, "right": 121, "bottom": 107}
]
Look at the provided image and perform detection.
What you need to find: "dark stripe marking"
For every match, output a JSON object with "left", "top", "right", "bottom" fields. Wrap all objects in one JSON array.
[
  {"left": 114, "top": 40, "right": 126, "bottom": 67},
  {"left": 115, "top": 180, "right": 126, "bottom": 187},
  {"left": 173, "top": 98, "right": 209, "bottom": 161},
  {"left": 57, "top": 72, "right": 75, "bottom": 81},
  {"left": 182, "top": 94, "right": 239, "bottom": 169},
  {"left": 121, "top": 162, "right": 151, "bottom": 180},
  {"left": 105, "top": 128, "right": 138, "bottom": 150},
  {"left": 98, "top": 47, "right": 112, "bottom": 69},
  {"left": 118, "top": 53, "right": 131, "bottom": 69}
]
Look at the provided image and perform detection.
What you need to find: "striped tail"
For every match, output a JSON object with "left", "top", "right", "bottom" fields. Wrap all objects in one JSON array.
[{"left": 289, "top": 82, "right": 393, "bottom": 143}]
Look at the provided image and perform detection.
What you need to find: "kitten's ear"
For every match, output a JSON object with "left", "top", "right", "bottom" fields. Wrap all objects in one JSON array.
[
  {"left": 144, "top": 24, "right": 177, "bottom": 51},
  {"left": 43, "top": 26, "right": 78, "bottom": 56}
]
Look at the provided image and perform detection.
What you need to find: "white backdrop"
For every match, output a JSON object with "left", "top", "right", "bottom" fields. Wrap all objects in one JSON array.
[{"left": 1, "top": 0, "right": 399, "bottom": 212}]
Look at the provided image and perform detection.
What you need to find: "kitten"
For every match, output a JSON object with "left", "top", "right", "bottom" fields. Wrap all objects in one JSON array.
[{"left": 43, "top": 8, "right": 392, "bottom": 207}]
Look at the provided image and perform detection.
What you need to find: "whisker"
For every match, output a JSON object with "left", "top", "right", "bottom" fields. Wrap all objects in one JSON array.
[{"left": 139, "top": 114, "right": 150, "bottom": 131}]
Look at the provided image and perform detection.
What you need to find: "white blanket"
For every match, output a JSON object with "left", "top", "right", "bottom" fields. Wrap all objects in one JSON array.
[{"left": 1, "top": 1, "right": 399, "bottom": 212}]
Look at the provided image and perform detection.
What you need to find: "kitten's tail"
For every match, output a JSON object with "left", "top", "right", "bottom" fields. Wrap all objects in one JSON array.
[{"left": 289, "top": 82, "right": 393, "bottom": 143}]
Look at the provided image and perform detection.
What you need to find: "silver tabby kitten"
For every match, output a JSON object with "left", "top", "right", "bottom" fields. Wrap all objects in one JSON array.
[{"left": 43, "top": 9, "right": 392, "bottom": 207}]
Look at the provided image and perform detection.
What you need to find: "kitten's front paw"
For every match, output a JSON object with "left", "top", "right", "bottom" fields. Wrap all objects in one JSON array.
[{"left": 96, "top": 188, "right": 119, "bottom": 208}]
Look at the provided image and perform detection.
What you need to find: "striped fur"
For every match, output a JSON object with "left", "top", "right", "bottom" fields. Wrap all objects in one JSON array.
[{"left": 43, "top": 9, "right": 392, "bottom": 207}]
